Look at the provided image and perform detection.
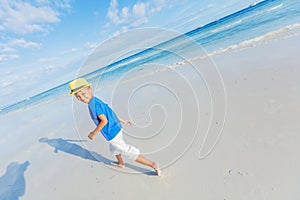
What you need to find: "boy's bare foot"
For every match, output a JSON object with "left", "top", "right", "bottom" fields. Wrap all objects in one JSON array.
[
  {"left": 153, "top": 163, "right": 161, "bottom": 176},
  {"left": 111, "top": 162, "right": 125, "bottom": 168}
]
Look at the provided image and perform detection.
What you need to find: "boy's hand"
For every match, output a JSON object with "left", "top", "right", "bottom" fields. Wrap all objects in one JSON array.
[
  {"left": 118, "top": 117, "right": 133, "bottom": 126},
  {"left": 122, "top": 120, "right": 132, "bottom": 126},
  {"left": 88, "top": 131, "right": 97, "bottom": 140}
]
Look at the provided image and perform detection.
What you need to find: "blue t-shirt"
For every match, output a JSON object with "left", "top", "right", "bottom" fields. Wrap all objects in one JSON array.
[{"left": 88, "top": 97, "right": 122, "bottom": 141}]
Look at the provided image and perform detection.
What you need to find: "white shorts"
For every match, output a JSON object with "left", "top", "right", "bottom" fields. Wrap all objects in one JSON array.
[{"left": 109, "top": 130, "right": 140, "bottom": 161}]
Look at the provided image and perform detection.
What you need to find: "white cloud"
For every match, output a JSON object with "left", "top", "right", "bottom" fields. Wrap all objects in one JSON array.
[
  {"left": 106, "top": 0, "right": 169, "bottom": 32},
  {"left": 37, "top": 57, "right": 57, "bottom": 63},
  {"left": 0, "top": 0, "right": 71, "bottom": 35},
  {"left": 32, "top": 0, "right": 71, "bottom": 10},
  {"left": 52, "top": 0, "right": 72, "bottom": 10},
  {"left": 133, "top": 2, "right": 148, "bottom": 17},
  {"left": 84, "top": 42, "right": 98, "bottom": 50},
  {"left": 150, "top": 0, "right": 168, "bottom": 14},
  {"left": 0, "top": 38, "right": 41, "bottom": 63},
  {"left": 121, "top": 7, "right": 129, "bottom": 18},
  {"left": 131, "top": 18, "right": 149, "bottom": 27},
  {"left": 61, "top": 47, "right": 79, "bottom": 55},
  {"left": 107, "top": 0, "right": 123, "bottom": 25},
  {"left": 111, "top": 26, "right": 130, "bottom": 37},
  {"left": 10, "top": 38, "right": 41, "bottom": 49},
  {"left": 0, "top": 54, "right": 19, "bottom": 63},
  {"left": 1, "top": 47, "right": 15, "bottom": 53}
]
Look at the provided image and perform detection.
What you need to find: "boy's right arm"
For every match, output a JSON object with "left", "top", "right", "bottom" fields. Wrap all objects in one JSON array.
[{"left": 88, "top": 114, "right": 108, "bottom": 140}]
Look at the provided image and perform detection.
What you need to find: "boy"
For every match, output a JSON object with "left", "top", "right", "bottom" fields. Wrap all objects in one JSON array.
[{"left": 68, "top": 78, "right": 161, "bottom": 176}]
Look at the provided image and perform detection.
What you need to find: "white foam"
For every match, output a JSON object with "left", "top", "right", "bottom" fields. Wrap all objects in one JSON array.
[
  {"left": 101, "top": 22, "right": 300, "bottom": 86},
  {"left": 267, "top": 3, "right": 284, "bottom": 12},
  {"left": 191, "top": 22, "right": 300, "bottom": 61},
  {"left": 210, "top": 20, "right": 243, "bottom": 33}
]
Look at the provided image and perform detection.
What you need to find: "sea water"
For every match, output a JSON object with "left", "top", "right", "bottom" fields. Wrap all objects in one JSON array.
[{"left": 1, "top": 0, "right": 299, "bottom": 115}]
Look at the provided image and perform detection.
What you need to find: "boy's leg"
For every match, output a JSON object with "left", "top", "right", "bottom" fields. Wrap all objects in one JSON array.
[
  {"left": 135, "top": 155, "right": 161, "bottom": 176},
  {"left": 112, "top": 154, "right": 125, "bottom": 168}
]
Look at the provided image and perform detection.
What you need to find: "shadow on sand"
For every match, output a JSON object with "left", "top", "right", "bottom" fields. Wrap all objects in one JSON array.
[
  {"left": 0, "top": 161, "right": 30, "bottom": 200},
  {"left": 39, "top": 137, "right": 155, "bottom": 175}
]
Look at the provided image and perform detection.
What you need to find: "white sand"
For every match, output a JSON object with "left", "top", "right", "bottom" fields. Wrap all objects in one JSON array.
[{"left": 1, "top": 35, "right": 300, "bottom": 199}]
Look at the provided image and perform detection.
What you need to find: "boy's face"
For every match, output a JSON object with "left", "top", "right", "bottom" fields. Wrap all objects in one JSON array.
[{"left": 75, "top": 86, "right": 93, "bottom": 104}]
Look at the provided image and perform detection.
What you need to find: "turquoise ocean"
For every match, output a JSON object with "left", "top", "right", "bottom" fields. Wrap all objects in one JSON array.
[{"left": 1, "top": 0, "right": 300, "bottom": 115}]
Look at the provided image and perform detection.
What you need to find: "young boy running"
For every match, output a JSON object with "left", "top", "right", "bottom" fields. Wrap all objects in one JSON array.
[{"left": 68, "top": 78, "right": 161, "bottom": 176}]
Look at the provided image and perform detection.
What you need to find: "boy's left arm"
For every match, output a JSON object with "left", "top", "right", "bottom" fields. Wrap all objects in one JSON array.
[{"left": 119, "top": 117, "right": 132, "bottom": 126}]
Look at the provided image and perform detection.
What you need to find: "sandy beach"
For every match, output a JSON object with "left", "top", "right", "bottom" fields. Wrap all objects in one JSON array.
[{"left": 1, "top": 34, "right": 300, "bottom": 199}]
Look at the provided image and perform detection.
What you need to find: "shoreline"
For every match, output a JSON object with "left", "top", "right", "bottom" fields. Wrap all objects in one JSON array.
[{"left": 1, "top": 23, "right": 300, "bottom": 116}]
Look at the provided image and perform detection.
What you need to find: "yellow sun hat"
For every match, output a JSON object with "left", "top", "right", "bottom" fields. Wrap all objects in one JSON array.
[{"left": 68, "top": 78, "right": 91, "bottom": 96}]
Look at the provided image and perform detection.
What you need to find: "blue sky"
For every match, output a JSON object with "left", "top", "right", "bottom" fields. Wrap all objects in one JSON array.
[{"left": 0, "top": 0, "right": 258, "bottom": 106}]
